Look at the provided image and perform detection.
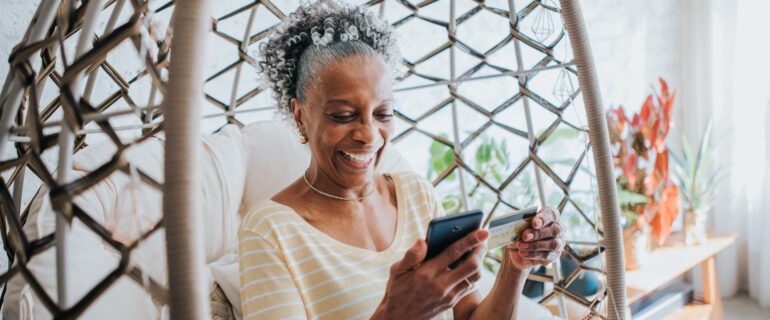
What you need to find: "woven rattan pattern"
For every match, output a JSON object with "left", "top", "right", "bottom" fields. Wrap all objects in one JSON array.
[{"left": 0, "top": 0, "right": 607, "bottom": 318}]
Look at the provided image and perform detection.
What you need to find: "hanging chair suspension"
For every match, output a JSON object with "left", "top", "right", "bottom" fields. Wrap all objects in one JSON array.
[
  {"left": 162, "top": 0, "right": 213, "bottom": 318},
  {"left": 559, "top": 0, "right": 627, "bottom": 319}
]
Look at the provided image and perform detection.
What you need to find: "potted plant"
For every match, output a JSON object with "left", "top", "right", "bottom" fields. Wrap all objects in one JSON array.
[
  {"left": 606, "top": 78, "right": 679, "bottom": 270},
  {"left": 670, "top": 123, "right": 722, "bottom": 245}
]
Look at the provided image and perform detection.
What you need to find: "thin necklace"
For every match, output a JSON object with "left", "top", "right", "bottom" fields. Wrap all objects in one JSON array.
[{"left": 303, "top": 171, "right": 374, "bottom": 201}]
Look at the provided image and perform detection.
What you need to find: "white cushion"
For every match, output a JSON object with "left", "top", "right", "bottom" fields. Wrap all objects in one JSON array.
[
  {"left": 4, "top": 125, "right": 246, "bottom": 319},
  {"left": 207, "top": 254, "right": 240, "bottom": 319}
]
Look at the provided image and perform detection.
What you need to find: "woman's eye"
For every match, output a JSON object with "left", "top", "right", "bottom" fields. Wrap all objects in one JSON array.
[
  {"left": 376, "top": 113, "right": 394, "bottom": 121},
  {"left": 330, "top": 114, "right": 355, "bottom": 122}
]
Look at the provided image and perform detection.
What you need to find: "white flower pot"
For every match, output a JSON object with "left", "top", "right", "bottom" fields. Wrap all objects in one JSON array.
[
  {"left": 684, "top": 207, "right": 709, "bottom": 245},
  {"left": 623, "top": 225, "right": 651, "bottom": 270}
]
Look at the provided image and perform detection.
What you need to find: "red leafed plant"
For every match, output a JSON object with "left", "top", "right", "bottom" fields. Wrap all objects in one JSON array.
[{"left": 607, "top": 78, "right": 679, "bottom": 244}]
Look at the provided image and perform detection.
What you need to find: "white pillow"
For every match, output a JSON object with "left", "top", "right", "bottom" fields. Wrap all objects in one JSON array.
[
  {"left": 207, "top": 254, "right": 240, "bottom": 319},
  {"left": 4, "top": 125, "right": 246, "bottom": 319},
  {"left": 238, "top": 120, "right": 310, "bottom": 218}
]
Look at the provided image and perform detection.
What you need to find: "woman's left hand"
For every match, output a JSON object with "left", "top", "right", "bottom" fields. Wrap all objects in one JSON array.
[{"left": 506, "top": 207, "right": 565, "bottom": 272}]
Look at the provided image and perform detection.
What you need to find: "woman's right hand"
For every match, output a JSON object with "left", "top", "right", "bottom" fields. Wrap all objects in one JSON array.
[{"left": 371, "top": 230, "right": 489, "bottom": 320}]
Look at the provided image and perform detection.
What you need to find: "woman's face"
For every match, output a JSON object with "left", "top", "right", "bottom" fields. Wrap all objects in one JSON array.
[{"left": 292, "top": 55, "right": 395, "bottom": 189}]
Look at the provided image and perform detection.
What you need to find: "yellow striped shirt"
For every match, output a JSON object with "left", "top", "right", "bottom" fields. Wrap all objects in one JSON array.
[{"left": 238, "top": 171, "right": 453, "bottom": 319}]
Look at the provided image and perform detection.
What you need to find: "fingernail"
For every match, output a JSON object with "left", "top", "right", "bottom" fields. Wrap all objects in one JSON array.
[
  {"left": 533, "top": 218, "right": 543, "bottom": 228},
  {"left": 477, "top": 230, "right": 489, "bottom": 241},
  {"left": 524, "top": 233, "right": 534, "bottom": 241},
  {"left": 519, "top": 242, "right": 529, "bottom": 249}
]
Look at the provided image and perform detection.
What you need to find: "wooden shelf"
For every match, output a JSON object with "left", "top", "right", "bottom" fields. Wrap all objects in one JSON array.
[
  {"left": 626, "top": 231, "right": 736, "bottom": 306},
  {"left": 664, "top": 300, "right": 713, "bottom": 320}
]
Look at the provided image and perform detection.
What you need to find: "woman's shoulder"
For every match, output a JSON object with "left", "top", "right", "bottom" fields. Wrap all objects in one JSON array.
[
  {"left": 387, "top": 171, "right": 439, "bottom": 212},
  {"left": 239, "top": 200, "right": 298, "bottom": 235},
  {"left": 387, "top": 171, "right": 433, "bottom": 193}
]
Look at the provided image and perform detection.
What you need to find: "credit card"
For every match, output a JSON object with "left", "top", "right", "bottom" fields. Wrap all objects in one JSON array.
[{"left": 487, "top": 206, "right": 538, "bottom": 249}]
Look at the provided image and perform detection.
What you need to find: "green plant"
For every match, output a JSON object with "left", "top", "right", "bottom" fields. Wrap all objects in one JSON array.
[
  {"left": 616, "top": 180, "right": 650, "bottom": 226},
  {"left": 427, "top": 134, "right": 536, "bottom": 214},
  {"left": 670, "top": 123, "right": 722, "bottom": 211},
  {"left": 426, "top": 134, "right": 464, "bottom": 214},
  {"left": 426, "top": 128, "right": 586, "bottom": 216}
]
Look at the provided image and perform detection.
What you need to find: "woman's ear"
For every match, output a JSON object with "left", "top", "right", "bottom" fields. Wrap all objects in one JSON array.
[
  {"left": 290, "top": 98, "right": 308, "bottom": 143},
  {"left": 290, "top": 98, "right": 303, "bottom": 131}
]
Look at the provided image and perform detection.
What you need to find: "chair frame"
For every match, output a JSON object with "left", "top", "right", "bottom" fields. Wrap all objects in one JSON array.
[{"left": 0, "top": 0, "right": 626, "bottom": 319}]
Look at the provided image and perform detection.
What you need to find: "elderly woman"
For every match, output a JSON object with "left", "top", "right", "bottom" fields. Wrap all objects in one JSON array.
[{"left": 238, "top": 2, "right": 565, "bottom": 319}]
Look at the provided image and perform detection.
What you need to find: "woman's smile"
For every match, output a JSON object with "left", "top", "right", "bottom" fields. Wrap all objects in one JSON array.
[{"left": 338, "top": 150, "right": 376, "bottom": 169}]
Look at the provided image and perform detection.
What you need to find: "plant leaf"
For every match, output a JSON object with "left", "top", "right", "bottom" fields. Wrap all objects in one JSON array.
[
  {"left": 650, "top": 184, "right": 679, "bottom": 244},
  {"left": 692, "top": 121, "right": 712, "bottom": 192},
  {"left": 681, "top": 134, "right": 696, "bottom": 179},
  {"left": 616, "top": 186, "right": 650, "bottom": 205}
]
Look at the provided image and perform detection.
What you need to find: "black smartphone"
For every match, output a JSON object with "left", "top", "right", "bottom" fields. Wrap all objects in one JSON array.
[{"left": 425, "top": 209, "right": 483, "bottom": 268}]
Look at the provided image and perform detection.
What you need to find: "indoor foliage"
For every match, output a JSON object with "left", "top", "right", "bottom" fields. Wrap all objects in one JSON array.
[
  {"left": 670, "top": 123, "right": 722, "bottom": 212},
  {"left": 607, "top": 78, "right": 679, "bottom": 244}
]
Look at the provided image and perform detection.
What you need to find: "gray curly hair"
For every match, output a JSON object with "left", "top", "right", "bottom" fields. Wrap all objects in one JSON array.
[{"left": 256, "top": 1, "right": 401, "bottom": 118}]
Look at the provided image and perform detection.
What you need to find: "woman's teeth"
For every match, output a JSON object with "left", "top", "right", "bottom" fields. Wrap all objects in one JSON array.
[{"left": 340, "top": 151, "right": 375, "bottom": 163}]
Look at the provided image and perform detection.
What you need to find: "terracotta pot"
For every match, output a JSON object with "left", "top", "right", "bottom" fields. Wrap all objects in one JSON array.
[
  {"left": 684, "top": 207, "right": 709, "bottom": 245},
  {"left": 623, "top": 225, "right": 651, "bottom": 270}
]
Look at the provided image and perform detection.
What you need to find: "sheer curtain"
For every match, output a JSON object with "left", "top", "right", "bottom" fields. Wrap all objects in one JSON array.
[{"left": 678, "top": 0, "right": 770, "bottom": 308}]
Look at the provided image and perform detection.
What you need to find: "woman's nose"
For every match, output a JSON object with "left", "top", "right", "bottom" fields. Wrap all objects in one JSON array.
[{"left": 352, "top": 115, "right": 378, "bottom": 144}]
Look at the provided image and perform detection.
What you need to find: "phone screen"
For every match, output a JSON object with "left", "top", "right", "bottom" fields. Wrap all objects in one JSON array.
[{"left": 424, "top": 209, "right": 483, "bottom": 268}]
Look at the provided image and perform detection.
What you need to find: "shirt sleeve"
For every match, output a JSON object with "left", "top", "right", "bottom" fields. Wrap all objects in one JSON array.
[
  {"left": 238, "top": 229, "right": 307, "bottom": 320},
  {"left": 419, "top": 175, "right": 447, "bottom": 219}
]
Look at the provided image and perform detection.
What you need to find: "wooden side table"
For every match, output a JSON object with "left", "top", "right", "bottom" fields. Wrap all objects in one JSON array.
[{"left": 625, "top": 231, "right": 736, "bottom": 320}]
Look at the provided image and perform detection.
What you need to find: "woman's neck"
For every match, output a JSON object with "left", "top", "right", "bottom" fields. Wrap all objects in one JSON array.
[{"left": 304, "top": 165, "right": 376, "bottom": 201}]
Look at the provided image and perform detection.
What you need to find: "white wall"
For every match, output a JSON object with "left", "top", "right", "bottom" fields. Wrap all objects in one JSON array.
[{"left": 582, "top": 0, "right": 681, "bottom": 112}]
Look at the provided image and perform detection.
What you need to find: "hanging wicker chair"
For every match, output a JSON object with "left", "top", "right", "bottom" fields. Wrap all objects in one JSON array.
[{"left": 0, "top": 0, "right": 626, "bottom": 319}]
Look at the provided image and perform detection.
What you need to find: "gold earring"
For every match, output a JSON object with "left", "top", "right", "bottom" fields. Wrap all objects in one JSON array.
[{"left": 296, "top": 123, "right": 308, "bottom": 144}]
